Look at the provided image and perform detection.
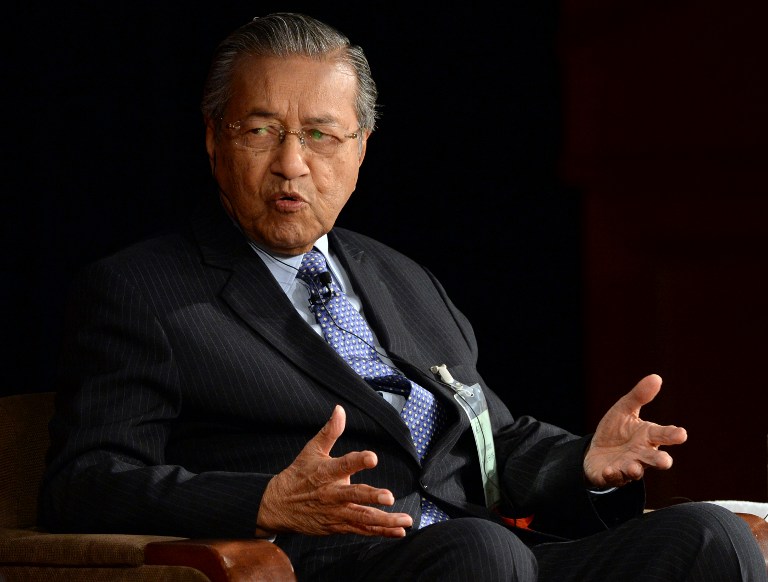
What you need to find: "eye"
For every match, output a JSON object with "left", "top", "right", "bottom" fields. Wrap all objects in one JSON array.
[
  {"left": 231, "top": 122, "right": 282, "bottom": 151},
  {"left": 306, "top": 128, "right": 329, "bottom": 142}
]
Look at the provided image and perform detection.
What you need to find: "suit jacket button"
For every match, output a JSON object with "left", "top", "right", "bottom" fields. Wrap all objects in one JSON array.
[{"left": 420, "top": 480, "right": 428, "bottom": 490}]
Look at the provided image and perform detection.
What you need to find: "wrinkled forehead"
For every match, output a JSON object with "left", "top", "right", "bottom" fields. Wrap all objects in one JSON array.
[{"left": 225, "top": 54, "right": 359, "bottom": 125}]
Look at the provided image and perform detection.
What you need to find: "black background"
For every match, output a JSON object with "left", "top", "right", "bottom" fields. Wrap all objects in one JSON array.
[{"left": 3, "top": 2, "right": 583, "bottom": 431}]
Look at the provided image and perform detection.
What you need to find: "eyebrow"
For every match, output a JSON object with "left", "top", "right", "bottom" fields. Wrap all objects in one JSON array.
[{"left": 240, "top": 110, "right": 345, "bottom": 127}]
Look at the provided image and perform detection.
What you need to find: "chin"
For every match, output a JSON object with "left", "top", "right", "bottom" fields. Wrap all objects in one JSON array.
[
  {"left": 253, "top": 219, "right": 328, "bottom": 256},
  {"left": 267, "top": 235, "right": 316, "bottom": 257}
]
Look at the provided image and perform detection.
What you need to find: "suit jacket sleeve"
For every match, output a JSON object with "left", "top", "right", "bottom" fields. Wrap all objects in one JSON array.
[
  {"left": 41, "top": 259, "right": 269, "bottom": 538},
  {"left": 380, "top": 253, "right": 645, "bottom": 539},
  {"left": 418, "top": 267, "right": 645, "bottom": 540}
]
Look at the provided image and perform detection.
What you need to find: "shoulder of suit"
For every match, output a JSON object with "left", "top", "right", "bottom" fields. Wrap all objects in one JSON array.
[
  {"left": 331, "top": 227, "right": 416, "bottom": 263},
  {"left": 86, "top": 225, "right": 197, "bottom": 274}
]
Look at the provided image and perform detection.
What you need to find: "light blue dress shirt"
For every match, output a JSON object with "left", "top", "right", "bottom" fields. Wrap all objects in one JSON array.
[{"left": 248, "top": 235, "right": 407, "bottom": 412}]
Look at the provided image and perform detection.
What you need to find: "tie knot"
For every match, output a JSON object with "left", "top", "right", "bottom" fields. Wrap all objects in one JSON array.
[{"left": 297, "top": 249, "right": 328, "bottom": 283}]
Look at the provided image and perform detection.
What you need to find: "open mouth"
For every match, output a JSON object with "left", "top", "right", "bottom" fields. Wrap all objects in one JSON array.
[{"left": 274, "top": 193, "right": 305, "bottom": 212}]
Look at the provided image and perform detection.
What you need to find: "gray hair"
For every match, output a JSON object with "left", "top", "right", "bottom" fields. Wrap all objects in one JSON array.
[{"left": 201, "top": 12, "right": 379, "bottom": 137}]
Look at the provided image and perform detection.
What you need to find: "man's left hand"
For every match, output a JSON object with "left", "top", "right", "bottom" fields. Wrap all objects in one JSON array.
[{"left": 584, "top": 374, "right": 688, "bottom": 488}]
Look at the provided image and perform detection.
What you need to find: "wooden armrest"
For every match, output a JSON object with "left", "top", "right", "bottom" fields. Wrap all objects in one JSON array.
[
  {"left": 144, "top": 538, "right": 296, "bottom": 582},
  {"left": 735, "top": 513, "right": 768, "bottom": 572}
]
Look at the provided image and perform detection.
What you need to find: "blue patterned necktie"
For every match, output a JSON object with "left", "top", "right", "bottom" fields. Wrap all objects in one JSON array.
[{"left": 297, "top": 249, "right": 449, "bottom": 528}]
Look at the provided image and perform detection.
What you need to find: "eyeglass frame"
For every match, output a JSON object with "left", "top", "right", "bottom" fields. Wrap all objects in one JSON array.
[{"left": 223, "top": 119, "right": 364, "bottom": 156}]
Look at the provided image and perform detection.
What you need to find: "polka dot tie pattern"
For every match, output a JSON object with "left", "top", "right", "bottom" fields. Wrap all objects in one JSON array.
[{"left": 297, "top": 249, "right": 450, "bottom": 528}]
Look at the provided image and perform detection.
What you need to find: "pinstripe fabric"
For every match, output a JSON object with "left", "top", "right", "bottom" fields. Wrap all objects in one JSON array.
[
  {"left": 297, "top": 248, "right": 450, "bottom": 527},
  {"left": 40, "top": 200, "right": 765, "bottom": 581},
  {"left": 316, "top": 504, "right": 768, "bottom": 581},
  {"left": 316, "top": 518, "right": 537, "bottom": 581},
  {"left": 532, "top": 503, "right": 767, "bottom": 581}
]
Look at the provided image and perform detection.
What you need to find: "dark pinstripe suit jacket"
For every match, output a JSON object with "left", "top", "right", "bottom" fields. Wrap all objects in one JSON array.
[{"left": 41, "top": 199, "right": 644, "bottom": 577}]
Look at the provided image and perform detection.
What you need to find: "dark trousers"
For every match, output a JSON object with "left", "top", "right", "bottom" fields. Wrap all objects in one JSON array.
[{"left": 314, "top": 502, "right": 766, "bottom": 581}]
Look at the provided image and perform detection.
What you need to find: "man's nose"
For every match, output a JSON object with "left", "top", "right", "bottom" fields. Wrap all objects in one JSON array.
[{"left": 270, "top": 131, "right": 310, "bottom": 178}]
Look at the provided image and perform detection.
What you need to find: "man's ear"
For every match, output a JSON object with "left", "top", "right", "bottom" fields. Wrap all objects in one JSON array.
[{"left": 205, "top": 118, "right": 217, "bottom": 175}]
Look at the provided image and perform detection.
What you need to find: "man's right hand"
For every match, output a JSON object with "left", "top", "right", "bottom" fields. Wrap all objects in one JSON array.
[{"left": 255, "top": 405, "right": 413, "bottom": 537}]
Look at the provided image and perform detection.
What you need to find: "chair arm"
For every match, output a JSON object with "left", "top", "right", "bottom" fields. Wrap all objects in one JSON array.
[
  {"left": 144, "top": 538, "right": 296, "bottom": 582},
  {"left": 0, "top": 528, "right": 184, "bottom": 566},
  {"left": 736, "top": 513, "right": 768, "bottom": 572}
]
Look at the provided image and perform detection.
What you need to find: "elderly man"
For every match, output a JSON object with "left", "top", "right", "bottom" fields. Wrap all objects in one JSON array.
[{"left": 41, "top": 12, "right": 766, "bottom": 581}]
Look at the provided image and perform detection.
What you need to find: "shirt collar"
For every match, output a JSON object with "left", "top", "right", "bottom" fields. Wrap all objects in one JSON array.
[{"left": 247, "top": 235, "right": 330, "bottom": 294}]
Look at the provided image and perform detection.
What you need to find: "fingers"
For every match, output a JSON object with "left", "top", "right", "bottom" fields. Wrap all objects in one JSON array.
[
  {"left": 261, "top": 470, "right": 412, "bottom": 536},
  {"left": 622, "top": 373, "right": 663, "bottom": 411},
  {"left": 316, "top": 508, "right": 412, "bottom": 538},
  {"left": 602, "top": 446, "right": 676, "bottom": 485},
  {"left": 306, "top": 484, "right": 412, "bottom": 535},
  {"left": 621, "top": 375, "right": 688, "bottom": 447},
  {"left": 587, "top": 374, "right": 692, "bottom": 488},
  {"left": 306, "top": 405, "right": 381, "bottom": 479},
  {"left": 307, "top": 450, "right": 378, "bottom": 490},
  {"left": 602, "top": 461, "right": 644, "bottom": 485},
  {"left": 337, "top": 505, "right": 413, "bottom": 537},
  {"left": 257, "top": 404, "right": 412, "bottom": 537},
  {"left": 648, "top": 423, "right": 688, "bottom": 446},
  {"left": 259, "top": 482, "right": 411, "bottom": 537},
  {"left": 346, "top": 484, "right": 395, "bottom": 507},
  {"left": 335, "top": 448, "right": 379, "bottom": 473},
  {"left": 313, "top": 404, "right": 346, "bottom": 456},
  {"left": 648, "top": 449, "right": 674, "bottom": 471},
  {"left": 312, "top": 478, "right": 397, "bottom": 508}
]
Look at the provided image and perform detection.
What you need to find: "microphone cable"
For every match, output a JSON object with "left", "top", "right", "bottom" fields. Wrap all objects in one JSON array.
[{"left": 254, "top": 246, "right": 390, "bottom": 359}]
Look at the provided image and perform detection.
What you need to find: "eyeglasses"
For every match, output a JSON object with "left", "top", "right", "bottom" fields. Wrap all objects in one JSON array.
[{"left": 226, "top": 120, "right": 361, "bottom": 156}]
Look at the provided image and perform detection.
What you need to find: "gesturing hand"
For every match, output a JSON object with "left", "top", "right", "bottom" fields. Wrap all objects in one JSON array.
[
  {"left": 255, "top": 405, "right": 413, "bottom": 537},
  {"left": 584, "top": 374, "right": 688, "bottom": 488}
]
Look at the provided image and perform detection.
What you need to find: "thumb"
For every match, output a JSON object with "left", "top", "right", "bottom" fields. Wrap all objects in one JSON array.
[
  {"left": 312, "top": 404, "right": 346, "bottom": 456},
  {"left": 622, "top": 373, "right": 662, "bottom": 412}
]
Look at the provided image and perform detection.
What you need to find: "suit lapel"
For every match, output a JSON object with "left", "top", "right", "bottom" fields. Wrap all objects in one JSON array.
[
  {"left": 329, "top": 231, "right": 423, "bottom": 366},
  {"left": 329, "top": 231, "right": 469, "bottom": 455},
  {"left": 190, "top": 203, "right": 416, "bottom": 455}
]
